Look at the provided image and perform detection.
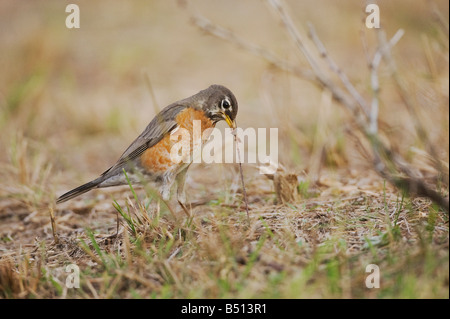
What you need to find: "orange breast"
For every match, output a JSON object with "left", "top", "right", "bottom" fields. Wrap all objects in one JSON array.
[{"left": 140, "top": 107, "right": 214, "bottom": 173}]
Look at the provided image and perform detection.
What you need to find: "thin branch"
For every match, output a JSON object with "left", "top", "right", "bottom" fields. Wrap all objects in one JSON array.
[
  {"left": 191, "top": 14, "right": 314, "bottom": 81},
  {"left": 378, "top": 170, "right": 449, "bottom": 213},
  {"left": 427, "top": 0, "right": 449, "bottom": 37},
  {"left": 266, "top": 0, "right": 378, "bottom": 135},
  {"left": 184, "top": 0, "right": 449, "bottom": 213},
  {"left": 266, "top": 1, "right": 448, "bottom": 212},
  {"left": 190, "top": 5, "right": 363, "bottom": 124},
  {"left": 377, "top": 28, "right": 449, "bottom": 187},
  {"left": 368, "top": 134, "right": 449, "bottom": 213},
  {"left": 369, "top": 29, "right": 404, "bottom": 134},
  {"left": 308, "top": 23, "right": 370, "bottom": 119},
  {"left": 143, "top": 72, "right": 161, "bottom": 114},
  {"left": 266, "top": 0, "right": 323, "bottom": 76}
]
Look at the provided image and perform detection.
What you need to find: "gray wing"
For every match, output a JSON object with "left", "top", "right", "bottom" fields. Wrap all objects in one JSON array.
[{"left": 100, "top": 104, "right": 187, "bottom": 178}]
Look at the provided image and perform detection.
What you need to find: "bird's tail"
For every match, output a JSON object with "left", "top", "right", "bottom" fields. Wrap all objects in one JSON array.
[{"left": 56, "top": 177, "right": 103, "bottom": 203}]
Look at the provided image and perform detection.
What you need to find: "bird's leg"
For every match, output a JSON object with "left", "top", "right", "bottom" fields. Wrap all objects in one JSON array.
[{"left": 176, "top": 166, "right": 191, "bottom": 218}]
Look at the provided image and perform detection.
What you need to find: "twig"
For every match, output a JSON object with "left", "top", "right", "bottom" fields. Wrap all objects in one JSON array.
[
  {"left": 265, "top": 0, "right": 367, "bottom": 126},
  {"left": 376, "top": 28, "right": 449, "bottom": 187},
  {"left": 379, "top": 172, "right": 449, "bottom": 213},
  {"left": 266, "top": 0, "right": 321, "bottom": 72},
  {"left": 191, "top": 14, "right": 314, "bottom": 81},
  {"left": 143, "top": 72, "right": 161, "bottom": 114},
  {"left": 190, "top": 4, "right": 361, "bottom": 123},
  {"left": 307, "top": 24, "right": 449, "bottom": 212},
  {"left": 307, "top": 23, "right": 370, "bottom": 118},
  {"left": 427, "top": 0, "right": 449, "bottom": 37},
  {"left": 369, "top": 29, "right": 404, "bottom": 134},
  {"left": 266, "top": 2, "right": 448, "bottom": 213},
  {"left": 48, "top": 206, "right": 59, "bottom": 244},
  {"left": 185, "top": 0, "right": 449, "bottom": 213},
  {"left": 233, "top": 128, "right": 250, "bottom": 224}
]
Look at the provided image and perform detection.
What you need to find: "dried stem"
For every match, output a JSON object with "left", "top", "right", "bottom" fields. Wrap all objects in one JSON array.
[
  {"left": 376, "top": 28, "right": 449, "bottom": 187},
  {"left": 307, "top": 23, "right": 370, "bottom": 118},
  {"left": 185, "top": 0, "right": 449, "bottom": 213},
  {"left": 191, "top": 14, "right": 314, "bottom": 81},
  {"left": 143, "top": 72, "right": 161, "bottom": 114},
  {"left": 233, "top": 129, "right": 250, "bottom": 224},
  {"left": 369, "top": 29, "right": 404, "bottom": 134}
]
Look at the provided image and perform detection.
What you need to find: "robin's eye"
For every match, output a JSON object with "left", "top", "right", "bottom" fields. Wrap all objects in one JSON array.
[{"left": 221, "top": 99, "right": 231, "bottom": 109}]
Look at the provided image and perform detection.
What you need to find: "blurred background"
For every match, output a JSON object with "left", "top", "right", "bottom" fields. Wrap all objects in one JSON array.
[{"left": 0, "top": 0, "right": 448, "bottom": 206}]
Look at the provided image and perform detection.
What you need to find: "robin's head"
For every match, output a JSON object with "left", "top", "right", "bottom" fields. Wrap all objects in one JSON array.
[{"left": 200, "top": 84, "right": 238, "bottom": 129}]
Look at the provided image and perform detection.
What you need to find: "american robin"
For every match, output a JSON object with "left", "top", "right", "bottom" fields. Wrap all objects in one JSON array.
[{"left": 56, "top": 84, "right": 238, "bottom": 214}]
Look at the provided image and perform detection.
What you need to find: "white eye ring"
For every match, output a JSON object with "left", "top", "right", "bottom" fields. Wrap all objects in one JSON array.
[{"left": 221, "top": 98, "right": 231, "bottom": 109}]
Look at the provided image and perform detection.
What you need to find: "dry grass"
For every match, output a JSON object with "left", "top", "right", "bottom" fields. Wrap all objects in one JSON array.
[{"left": 0, "top": 0, "right": 448, "bottom": 299}]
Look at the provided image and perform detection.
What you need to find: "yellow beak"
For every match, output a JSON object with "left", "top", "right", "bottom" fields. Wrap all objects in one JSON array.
[{"left": 223, "top": 113, "right": 236, "bottom": 129}]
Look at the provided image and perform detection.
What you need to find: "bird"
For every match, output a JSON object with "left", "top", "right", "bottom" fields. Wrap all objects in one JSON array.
[{"left": 56, "top": 84, "right": 238, "bottom": 215}]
